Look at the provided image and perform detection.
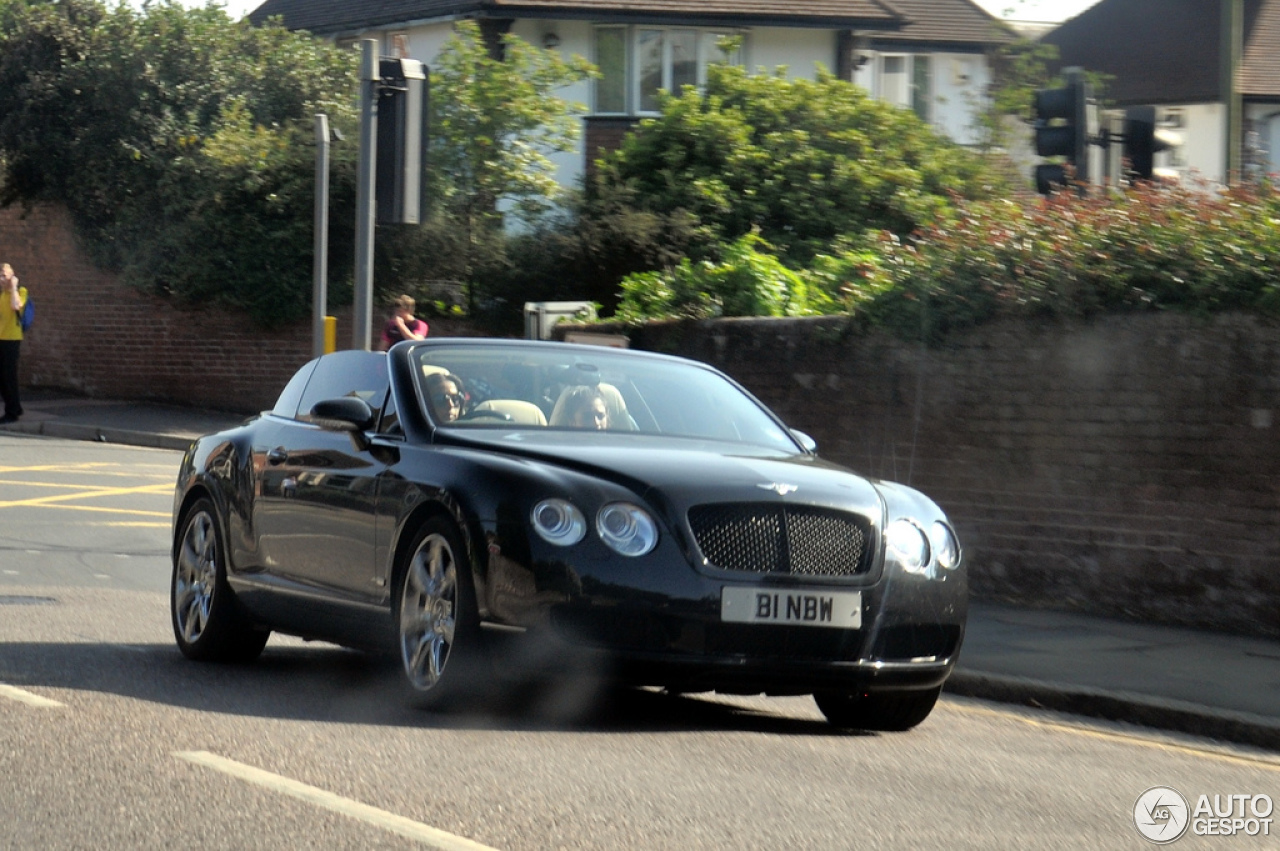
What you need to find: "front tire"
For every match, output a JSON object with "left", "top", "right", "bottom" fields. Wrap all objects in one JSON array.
[
  {"left": 171, "top": 498, "right": 269, "bottom": 663},
  {"left": 815, "top": 685, "right": 942, "bottom": 732},
  {"left": 395, "top": 517, "right": 488, "bottom": 709}
]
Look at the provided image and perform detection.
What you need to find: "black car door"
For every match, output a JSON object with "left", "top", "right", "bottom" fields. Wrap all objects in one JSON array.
[{"left": 252, "top": 352, "right": 390, "bottom": 605}]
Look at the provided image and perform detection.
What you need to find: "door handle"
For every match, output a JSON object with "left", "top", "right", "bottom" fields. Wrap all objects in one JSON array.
[{"left": 266, "top": 447, "right": 288, "bottom": 465}]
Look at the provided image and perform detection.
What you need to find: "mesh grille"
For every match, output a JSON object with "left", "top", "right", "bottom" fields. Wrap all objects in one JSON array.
[{"left": 688, "top": 503, "right": 872, "bottom": 578}]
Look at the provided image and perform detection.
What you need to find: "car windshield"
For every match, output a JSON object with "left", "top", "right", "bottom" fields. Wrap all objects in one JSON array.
[{"left": 412, "top": 343, "right": 799, "bottom": 451}]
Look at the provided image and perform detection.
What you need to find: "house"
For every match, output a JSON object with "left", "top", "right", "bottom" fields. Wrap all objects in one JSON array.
[
  {"left": 1042, "top": 0, "right": 1280, "bottom": 182},
  {"left": 248, "top": 0, "right": 1013, "bottom": 191}
]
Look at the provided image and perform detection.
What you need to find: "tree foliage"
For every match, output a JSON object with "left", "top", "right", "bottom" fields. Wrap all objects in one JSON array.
[
  {"left": 429, "top": 20, "right": 595, "bottom": 224},
  {"left": 0, "top": 0, "right": 359, "bottom": 325},
  {"left": 590, "top": 63, "right": 1002, "bottom": 267}
]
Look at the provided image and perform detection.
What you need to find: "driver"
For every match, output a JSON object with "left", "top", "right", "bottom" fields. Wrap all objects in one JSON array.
[{"left": 425, "top": 372, "right": 467, "bottom": 423}]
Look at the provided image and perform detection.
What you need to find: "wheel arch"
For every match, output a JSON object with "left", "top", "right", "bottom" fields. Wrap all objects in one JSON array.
[{"left": 388, "top": 497, "right": 484, "bottom": 611}]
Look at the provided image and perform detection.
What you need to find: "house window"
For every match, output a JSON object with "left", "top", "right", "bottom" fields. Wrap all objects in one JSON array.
[
  {"left": 594, "top": 27, "right": 743, "bottom": 115},
  {"left": 1160, "top": 109, "right": 1187, "bottom": 167},
  {"left": 390, "top": 32, "right": 410, "bottom": 59},
  {"left": 879, "top": 54, "right": 931, "bottom": 122},
  {"left": 911, "top": 55, "right": 931, "bottom": 122},
  {"left": 879, "top": 55, "right": 910, "bottom": 107},
  {"left": 596, "top": 27, "right": 627, "bottom": 113}
]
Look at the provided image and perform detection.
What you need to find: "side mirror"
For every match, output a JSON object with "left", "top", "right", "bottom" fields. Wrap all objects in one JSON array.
[
  {"left": 790, "top": 428, "right": 817, "bottom": 454},
  {"left": 309, "top": 397, "right": 375, "bottom": 450}
]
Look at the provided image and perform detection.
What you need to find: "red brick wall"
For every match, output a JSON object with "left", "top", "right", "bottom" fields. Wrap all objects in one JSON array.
[
  {"left": 590, "top": 315, "right": 1280, "bottom": 640},
  {"left": 1, "top": 203, "right": 474, "bottom": 412},
  {"left": 584, "top": 116, "right": 639, "bottom": 183}
]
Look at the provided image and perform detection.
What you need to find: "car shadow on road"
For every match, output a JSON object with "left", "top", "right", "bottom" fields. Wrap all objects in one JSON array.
[{"left": 0, "top": 640, "right": 874, "bottom": 737}]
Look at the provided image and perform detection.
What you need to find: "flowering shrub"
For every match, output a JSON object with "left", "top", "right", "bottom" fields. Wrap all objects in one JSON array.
[
  {"left": 611, "top": 180, "right": 1280, "bottom": 340},
  {"left": 848, "top": 180, "right": 1280, "bottom": 341}
]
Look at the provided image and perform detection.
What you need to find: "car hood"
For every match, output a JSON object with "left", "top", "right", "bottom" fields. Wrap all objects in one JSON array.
[{"left": 446, "top": 430, "right": 886, "bottom": 519}]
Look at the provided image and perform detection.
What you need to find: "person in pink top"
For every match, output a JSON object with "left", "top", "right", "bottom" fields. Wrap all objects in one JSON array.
[{"left": 379, "top": 294, "right": 428, "bottom": 351}]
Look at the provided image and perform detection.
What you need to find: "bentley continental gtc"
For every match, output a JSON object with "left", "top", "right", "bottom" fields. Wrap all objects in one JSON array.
[{"left": 170, "top": 339, "right": 965, "bottom": 730}]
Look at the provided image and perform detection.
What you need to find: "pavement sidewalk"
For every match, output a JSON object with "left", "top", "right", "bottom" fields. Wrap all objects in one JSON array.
[{"left": 3, "top": 392, "right": 1279, "bottom": 751}]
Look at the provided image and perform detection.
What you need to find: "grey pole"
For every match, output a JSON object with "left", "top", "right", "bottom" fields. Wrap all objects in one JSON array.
[
  {"left": 353, "top": 39, "right": 378, "bottom": 351},
  {"left": 1221, "top": 0, "right": 1243, "bottom": 183},
  {"left": 312, "top": 113, "right": 330, "bottom": 359}
]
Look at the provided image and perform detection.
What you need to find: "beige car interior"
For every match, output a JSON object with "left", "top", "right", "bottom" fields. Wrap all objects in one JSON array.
[
  {"left": 473, "top": 399, "right": 548, "bottom": 425},
  {"left": 548, "top": 383, "right": 635, "bottom": 430}
]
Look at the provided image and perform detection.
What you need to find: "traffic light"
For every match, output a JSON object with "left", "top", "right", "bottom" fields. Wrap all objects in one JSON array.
[
  {"left": 1122, "top": 106, "right": 1182, "bottom": 182},
  {"left": 376, "top": 58, "right": 429, "bottom": 225},
  {"left": 1032, "top": 70, "right": 1092, "bottom": 194}
]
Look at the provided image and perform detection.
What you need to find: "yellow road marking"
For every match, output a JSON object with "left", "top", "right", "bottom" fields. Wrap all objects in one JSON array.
[
  {"left": 945, "top": 701, "right": 1280, "bottom": 771},
  {"left": 0, "top": 483, "right": 171, "bottom": 509},
  {"left": 0, "top": 466, "right": 174, "bottom": 478},
  {"left": 87, "top": 521, "right": 170, "bottom": 528},
  {"left": 3, "top": 503, "right": 170, "bottom": 518},
  {"left": 175, "top": 751, "right": 498, "bottom": 850},
  {"left": 0, "top": 478, "right": 170, "bottom": 490}
]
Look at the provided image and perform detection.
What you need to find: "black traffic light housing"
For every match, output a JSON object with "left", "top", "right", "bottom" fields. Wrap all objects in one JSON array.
[
  {"left": 1122, "top": 106, "right": 1181, "bottom": 182},
  {"left": 376, "top": 58, "right": 429, "bottom": 225},
  {"left": 1032, "top": 69, "right": 1093, "bottom": 194}
]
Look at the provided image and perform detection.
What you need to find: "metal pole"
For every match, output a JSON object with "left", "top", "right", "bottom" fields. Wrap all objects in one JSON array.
[
  {"left": 312, "top": 113, "right": 330, "bottom": 359},
  {"left": 353, "top": 39, "right": 378, "bottom": 351},
  {"left": 1222, "top": 0, "right": 1243, "bottom": 183}
]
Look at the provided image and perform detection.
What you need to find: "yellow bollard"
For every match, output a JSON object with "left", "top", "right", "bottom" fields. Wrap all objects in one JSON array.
[{"left": 324, "top": 316, "right": 337, "bottom": 354}]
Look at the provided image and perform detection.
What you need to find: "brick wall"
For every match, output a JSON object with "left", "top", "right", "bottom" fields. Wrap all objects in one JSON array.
[
  {"left": 1, "top": 204, "right": 473, "bottom": 413},
  {"left": 601, "top": 315, "right": 1280, "bottom": 639},
  {"left": 583, "top": 116, "right": 639, "bottom": 183}
]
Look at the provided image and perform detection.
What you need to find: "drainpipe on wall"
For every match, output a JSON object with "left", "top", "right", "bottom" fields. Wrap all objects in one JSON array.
[{"left": 1221, "top": 0, "right": 1242, "bottom": 183}]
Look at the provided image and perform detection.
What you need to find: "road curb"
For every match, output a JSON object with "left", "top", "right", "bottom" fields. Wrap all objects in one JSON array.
[
  {"left": 1, "top": 420, "right": 194, "bottom": 452},
  {"left": 947, "top": 670, "right": 1280, "bottom": 752}
]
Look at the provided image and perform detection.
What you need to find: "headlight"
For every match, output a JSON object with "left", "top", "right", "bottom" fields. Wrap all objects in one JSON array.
[
  {"left": 886, "top": 519, "right": 930, "bottom": 574},
  {"left": 531, "top": 499, "right": 586, "bottom": 546},
  {"left": 930, "top": 521, "right": 960, "bottom": 570},
  {"left": 596, "top": 503, "right": 658, "bottom": 557}
]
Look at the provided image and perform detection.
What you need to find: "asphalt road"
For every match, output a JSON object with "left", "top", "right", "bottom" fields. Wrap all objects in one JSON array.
[{"left": 2, "top": 435, "right": 1279, "bottom": 849}]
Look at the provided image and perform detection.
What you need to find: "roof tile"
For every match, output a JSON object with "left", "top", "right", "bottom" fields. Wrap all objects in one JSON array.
[
  {"left": 869, "top": 0, "right": 1012, "bottom": 46},
  {"left": 250, "top": 0, "right": 907, "bottom": 33}
]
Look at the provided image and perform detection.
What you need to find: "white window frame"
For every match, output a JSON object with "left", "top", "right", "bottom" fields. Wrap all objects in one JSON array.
[
  {"left": 593, "top": 26, "right": 744, "bottom": 116},
  {"left": 878, "top": 53, "right": 911, "bottom": 109},
  {"left": 911, "top": 54, "right": 932, "bottom": 123}
]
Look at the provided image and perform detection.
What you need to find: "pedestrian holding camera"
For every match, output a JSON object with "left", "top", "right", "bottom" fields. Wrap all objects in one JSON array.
[{"left": 0, "top": 262, "right": 29, "bottom": 424}]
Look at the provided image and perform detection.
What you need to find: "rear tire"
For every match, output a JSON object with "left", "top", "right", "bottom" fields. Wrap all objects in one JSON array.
[
  {"left": 394, "top": 517, "right": 488, "bottom": 710},
  {"left": 171, "top": 498, "right": 269, "bottom": 663},
  {"left": 814, "top": 685, "right": 942, "bottom": 731}
]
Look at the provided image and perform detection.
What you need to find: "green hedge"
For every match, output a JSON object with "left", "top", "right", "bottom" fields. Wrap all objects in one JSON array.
[{"left": 614, "top": 180, "right": 1280, "bottom": 341}]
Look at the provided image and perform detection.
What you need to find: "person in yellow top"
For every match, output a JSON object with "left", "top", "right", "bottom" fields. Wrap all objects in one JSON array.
[{"left": 0, "top": 262, "right": 28, "bottom": 424}]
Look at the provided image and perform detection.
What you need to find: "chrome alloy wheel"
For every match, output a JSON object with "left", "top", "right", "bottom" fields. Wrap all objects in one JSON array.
[
  {"left": 174, "top": 510, "right": 218, "bottom": 644},
  {"left": 399, "top": 532, "right": 458, "bottom": 692}
]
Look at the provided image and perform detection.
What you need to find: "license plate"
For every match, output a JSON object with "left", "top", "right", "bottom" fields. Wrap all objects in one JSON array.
[{"left": 720, "top": 587, "right": 862, "bottom": 629}]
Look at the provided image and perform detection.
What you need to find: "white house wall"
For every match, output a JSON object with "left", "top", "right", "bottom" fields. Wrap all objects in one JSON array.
[
  {"left": 1164, "top": 102, "right": 1224, "bottom": 184},
  {"left": 746, "top": 27, "right": 838, "bottom": 78},
  {"left": 930, "top": 53, "right": 990, "bottom": 146},
  {"left": 510, "top": 18, "right": 594, "bottom": 192},
  {"left": 852, "top": 51, "right": 991, "bottom": 147},
  {"left": 355, "top": 18, "right": 993, "bottom": 195}
]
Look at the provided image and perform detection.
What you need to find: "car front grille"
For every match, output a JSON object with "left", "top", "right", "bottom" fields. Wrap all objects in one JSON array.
[{"left": 687, "top": 503, "right": 873, "bottom": 578}]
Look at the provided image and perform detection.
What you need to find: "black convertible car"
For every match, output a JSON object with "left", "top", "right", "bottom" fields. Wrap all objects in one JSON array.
[{"left": 171, "top": 339, "right": 965, "bottom": 730}]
